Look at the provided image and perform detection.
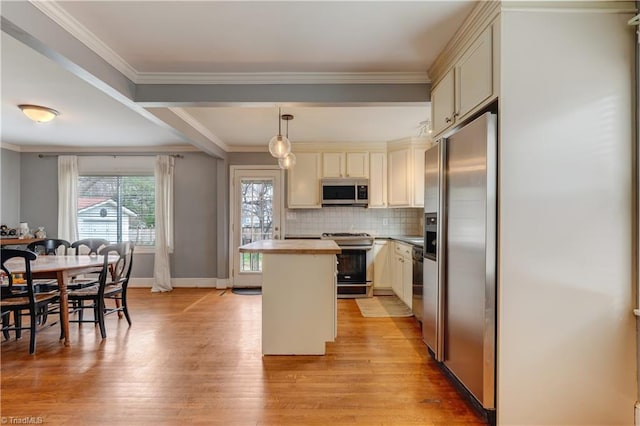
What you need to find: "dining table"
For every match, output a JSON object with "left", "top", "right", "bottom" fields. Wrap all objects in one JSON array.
[{"left": 3, "top": 254, "right": 116, "bottom": 346}]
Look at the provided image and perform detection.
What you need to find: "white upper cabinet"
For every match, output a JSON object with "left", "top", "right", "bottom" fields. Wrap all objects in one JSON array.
[
  {"left": 432, "top": 70, "right": 455, "bottom": 135},
  {"left": 345, "top": 152, "right": 369, "bottom": 178},
  {"left": 288, "top": 152, "right": 321, "bottom": 208},
  {"left": 322, "top": 153, "right": 344, "bottom": 178},
  {"left": 387, "top": 141, "right": 429, "bottom": 208},
  {"left": 412, "top": 147, "right": 427, "bottom": 207},
  {"left": 457, "top": 27, "right": 493, "bottom": 118},
  {"left": 322, "top": 152, "right": 369, "bottom": 178},
  {"left": 368, "top": 152, "right": 387, "bottom": 208},
  {"left": 431, "top": 26, "right": 494, "bottom": 136},
  {"left": 387, "top": 148, "right": 412, "bottom": 207}
]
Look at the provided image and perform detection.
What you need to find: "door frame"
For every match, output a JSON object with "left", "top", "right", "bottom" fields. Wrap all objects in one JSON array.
[{"left": 229, "top": 165, "right": 285, "bottom": 287}]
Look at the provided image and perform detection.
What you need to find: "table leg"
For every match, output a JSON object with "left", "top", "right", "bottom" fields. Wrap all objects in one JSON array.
[{"left": 57, "top": 271, "right": 71, "bottom": 346}]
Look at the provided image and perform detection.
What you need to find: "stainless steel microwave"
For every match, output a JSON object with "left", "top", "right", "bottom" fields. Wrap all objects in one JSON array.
[{"left": 321, "top": 178, "right": 369, "bottom": 207}]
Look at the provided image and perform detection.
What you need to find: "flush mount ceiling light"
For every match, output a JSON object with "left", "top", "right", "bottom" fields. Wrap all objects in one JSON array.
[
  {"left": 268, "top": 108, "right": 292, "bottom": 159},
  {"left": 18, "top": 104, "right": 59, "bottom": 123},
  {"left": 278, "top": 114, "right": 296, "bottom": 170}
]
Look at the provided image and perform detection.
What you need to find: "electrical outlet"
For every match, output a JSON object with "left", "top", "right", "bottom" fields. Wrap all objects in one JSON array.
[{"left": 382, "top": 218, "right": 389, "bottom": 226}]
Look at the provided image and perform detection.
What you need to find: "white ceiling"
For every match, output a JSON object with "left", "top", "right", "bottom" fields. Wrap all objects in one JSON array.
[{"left": 0, "top": 1, "right": 476, "bottom": 154}]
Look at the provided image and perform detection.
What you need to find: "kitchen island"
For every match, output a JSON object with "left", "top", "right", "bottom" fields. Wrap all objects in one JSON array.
[{"left": 238, "top": 239, "right": 341, "bottom": 355}]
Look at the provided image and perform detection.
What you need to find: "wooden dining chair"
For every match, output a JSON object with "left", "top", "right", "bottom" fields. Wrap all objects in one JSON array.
[
  {"left": 67, "top": 242, "right": 134, "bottom": 338},
  {"left": 1, "top": 249, "right": 62, "bottom": 354},
  {"left": 70, "top": 238, "right": 110, "bottom": 255},
  {"left": 26, "top": 238, "right": 70, "bottom": 256}
]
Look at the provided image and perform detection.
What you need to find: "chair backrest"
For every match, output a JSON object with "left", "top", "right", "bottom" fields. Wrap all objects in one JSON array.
[
  {"left": 27, "top": 238, "right": 70, "bottom": 255},
  {"left": 1, "top": 249, "right": 37, "bottom": 303},
  {"left": 71, "top": 239, "right": 110, "bottom": 255},
  {"left": 98, "top": 242, "right": 134, "bottom": 290}
]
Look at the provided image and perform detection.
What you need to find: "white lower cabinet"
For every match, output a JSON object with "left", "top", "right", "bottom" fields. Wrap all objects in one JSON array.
[
  {"left": 391, "top": 241, "right": 412, "bottom": 307},
  {"left": 373, "top": 240, "right": 392, "bottom": 290}
]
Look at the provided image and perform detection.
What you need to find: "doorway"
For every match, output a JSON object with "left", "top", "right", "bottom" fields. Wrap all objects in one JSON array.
[{"left": 229, "top": 166, "right": 284, "bottom": 287}]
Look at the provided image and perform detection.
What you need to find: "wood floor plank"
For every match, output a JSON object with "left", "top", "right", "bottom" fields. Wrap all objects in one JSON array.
[{"left": 1, "top": 288, "right": 487, "bottom": 425}]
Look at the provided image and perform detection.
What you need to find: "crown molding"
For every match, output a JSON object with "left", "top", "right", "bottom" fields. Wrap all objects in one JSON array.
[
  {"left": 14, "top": 144, "right": 199, "bottom": 154},
  {"left": 0, "top": 142, "right": 23, "bottom": 152},
  {"left": 168, "top": 107, "right": 230, "bottom": 152},
  {"left": 30, "top": 0, "right": 138, "bottom": 82},
  {"left": 501, "top": 1, "right": 637, "bottom": 13},
  {"left": 135, "top": 72, "right": 430, "bottom": 85}
]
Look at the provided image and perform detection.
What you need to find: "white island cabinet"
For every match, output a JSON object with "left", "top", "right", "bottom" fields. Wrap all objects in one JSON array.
[{"left": 238, "top": 239, "right": 340, "bottom": 355}]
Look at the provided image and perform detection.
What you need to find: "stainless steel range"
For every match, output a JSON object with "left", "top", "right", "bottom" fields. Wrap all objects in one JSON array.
[{"left": 321, "top": 232, "right": 374, "bottom": 298}]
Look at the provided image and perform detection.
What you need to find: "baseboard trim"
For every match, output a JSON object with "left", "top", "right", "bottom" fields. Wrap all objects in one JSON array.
[{"left": 129, "top": 278, "right": 219, "bottom": 288}]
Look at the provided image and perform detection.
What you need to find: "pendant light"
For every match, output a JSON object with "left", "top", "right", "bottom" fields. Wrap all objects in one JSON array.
[
  {"left": 268, "top": 108, "right": 291, "bottom": 159},
  {"left": 278, "top": 114, "right": 296, "bottom": 169}
]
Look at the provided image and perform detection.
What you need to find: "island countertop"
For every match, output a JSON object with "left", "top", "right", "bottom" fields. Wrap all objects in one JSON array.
[{"left": 239, "top": 239, "right": 341, "bottom": 254}]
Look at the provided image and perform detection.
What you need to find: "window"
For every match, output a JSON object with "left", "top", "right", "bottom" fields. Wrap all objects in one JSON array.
[{"left": 77, "top": 175, "right": 156, "bottom": 246}]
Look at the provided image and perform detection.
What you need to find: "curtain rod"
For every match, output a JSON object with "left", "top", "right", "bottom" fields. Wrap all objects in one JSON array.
[{"left": 38, "top": 153, "right": 184, "bottom": 158}]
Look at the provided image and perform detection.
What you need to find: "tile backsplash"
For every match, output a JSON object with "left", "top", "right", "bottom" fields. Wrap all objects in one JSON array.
[{"left": 285, "top": 207, "right": 423, "bottom": 237}]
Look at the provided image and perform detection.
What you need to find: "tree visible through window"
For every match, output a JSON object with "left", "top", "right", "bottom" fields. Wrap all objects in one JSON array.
[
  {"left": 240, "top": 179, "right": 273, "bottom": 272},
  {"left": 77, "top": 176, "right": 155, "bottom": 246}
]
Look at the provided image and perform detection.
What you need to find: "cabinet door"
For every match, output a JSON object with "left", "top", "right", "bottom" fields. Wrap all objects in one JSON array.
[
  {"left": 346, "top": 152, "right": 369, "bottom": 178},
  {"left": 288, "top": 152, "right": 321, "bottom": 208},
  {"left": 322, "top": 153, "right": 344, "bottom": 178},
  {"left": 392, "top": 255, "right": 404, "bottom": 299},
  {"left": 373, "top": 240, "right": 391, "bottom": 289},
  {"left": 402, "top": 253, "right": 413, "bottom": 307},
  {"left": 368, "top": 152, "right": 387, "bottom": 208},
  {"left": 431, "top": 70, "right": 455, "bottom": 135},
  {"left": 388, "top": 149, "right": 411, "bottom": 206},
  {"left": 412, "top": 147, "right": 427, "bottom": 207},
  {"left": 456, "top": 26, "right": 493, "bottom": 119}
]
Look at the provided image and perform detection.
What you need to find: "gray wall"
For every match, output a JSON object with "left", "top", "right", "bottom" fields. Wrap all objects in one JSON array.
[
  {"left": 13, "top": 151, "right": 220, "bottom": 279},
  {"left": 0, "top": 148, "right": 21, "bottom": 227}
]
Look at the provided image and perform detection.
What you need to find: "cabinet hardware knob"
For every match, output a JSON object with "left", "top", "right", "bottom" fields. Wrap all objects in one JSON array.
[
  {"left": 453, "top": 112, "right": 460, "bottom": 118},
  {"left": 445, "top": 117, "right": 452, "bottom": 123}
]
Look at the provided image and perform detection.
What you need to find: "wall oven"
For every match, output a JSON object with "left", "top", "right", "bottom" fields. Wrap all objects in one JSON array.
[{"left": 321, "top": 232, "right": 374, "bottom": 298}]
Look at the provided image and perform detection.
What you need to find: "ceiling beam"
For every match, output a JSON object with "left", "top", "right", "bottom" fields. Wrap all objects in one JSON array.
[{"left": 135, "top": 83, "right": 430, "bottom": 107}]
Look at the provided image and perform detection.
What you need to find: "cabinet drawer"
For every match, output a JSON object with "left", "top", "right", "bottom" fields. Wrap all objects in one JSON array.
[{"left": 394, "top": 242, "right": 411, "bottom": 257}]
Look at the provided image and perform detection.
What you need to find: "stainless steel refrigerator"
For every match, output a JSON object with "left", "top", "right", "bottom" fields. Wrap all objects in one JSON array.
[{"left": 423, "top": 111, "right": 497, "bottom": 412}]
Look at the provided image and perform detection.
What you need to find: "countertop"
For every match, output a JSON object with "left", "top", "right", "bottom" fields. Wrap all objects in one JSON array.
[
  {"left": 239, "top": 239, "right": 341, "bottom": 254},
  {"left": 284, "top": 234, "right": 424, "bottom": 247},
  {"left": 376, "top": 236, "right": 424, "bottom": 247}
]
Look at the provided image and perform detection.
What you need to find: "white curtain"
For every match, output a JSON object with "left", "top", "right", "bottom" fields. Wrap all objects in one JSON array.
[
  {"left": 57, "top": 155, "right": 78, "bottom": 243},
  {"left": 152, "top": 155, "right": 174, "bottom": 292}
]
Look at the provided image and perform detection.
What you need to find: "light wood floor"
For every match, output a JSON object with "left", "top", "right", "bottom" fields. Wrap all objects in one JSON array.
[{"left": 1, "top": 288, "right": 487, "bottom": 425}]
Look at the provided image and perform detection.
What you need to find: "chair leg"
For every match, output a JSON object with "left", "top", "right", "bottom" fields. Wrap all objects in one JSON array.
[
  {"left": 15, "top": 311, "right": 22, "bottom": 339},
  {"left": 97, "top": 299, "right": 107, "bottom": 339},
  {"left": 2, "top": 312, "right": 10, "bottom": 340},
  {"left": 114, "top": 298, "right": 123, "bottom": 319},
  {"left": 121, "top": 295, "right": 132, "bottom": 326},
  {"left": 29, "top": 310, "right": 37, "bottom": 354},
  {"left": 78, "top": 300, "right": 84, "bottom": 323}
]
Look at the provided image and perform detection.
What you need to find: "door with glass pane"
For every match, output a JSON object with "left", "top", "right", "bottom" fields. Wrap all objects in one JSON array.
[{"left": 231, "top": 168, "right": 283, "bottom": 287}]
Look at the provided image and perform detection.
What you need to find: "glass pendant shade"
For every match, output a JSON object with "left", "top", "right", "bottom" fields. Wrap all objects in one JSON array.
[
  {"left": 278, "top": 152, "right": 296, "bottom": 169},
  {"left": 268, "top": 134, "right": 291, "bottom": 159}
]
